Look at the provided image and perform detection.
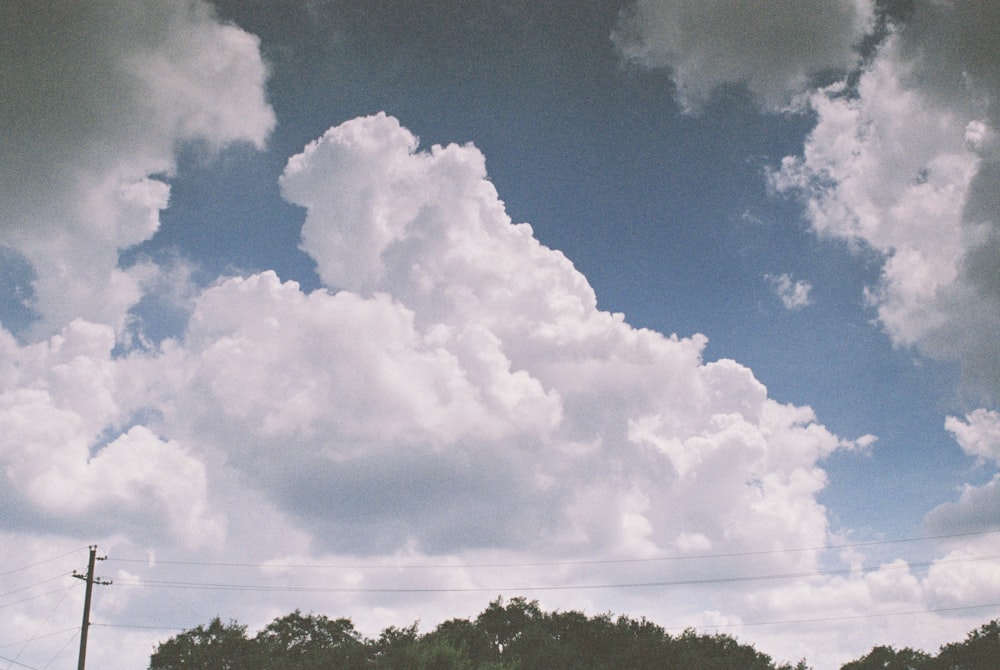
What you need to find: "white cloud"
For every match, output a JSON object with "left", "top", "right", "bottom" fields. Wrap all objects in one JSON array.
[
  {"left": 2, "top": 109, "right": 845, "bottom": 571},
  {"left": 946, "top": 409, "right": 1000, "bottom": 465},
  {"left": 613, "top": 0, "right": 875, "bottom": 112},
  {"left": 770, "top": 7, "right": 1000, "bottom": 399},
  {"left": 925, "top": 473, "right": 1000, "bottom": 535},
  {"left": 922, "top": 412, "right": 1000, "bottom": 536},
  {"left": 766, "top": 273, "right": 813, "bottom": 310},
  {"left": 0, "top": 321, "right": 220, "bottom": 546},
  {"left": 1, "top": 110, "right": 877, "bottom": 666},
  {"left": 2, "top": 104, "right": 997, "bottom": 670},
  {"left": 766, "top": 3, "right": 1000, "bottom": 570},
  {"left": 3, "top": 0, "right": 998, "bottom": 661},
  {"left": 223, "top": 114, "right": 846, "bottom": 561},
  {"left": 0, "top": 0, "right": 274, "bottom": 336}
]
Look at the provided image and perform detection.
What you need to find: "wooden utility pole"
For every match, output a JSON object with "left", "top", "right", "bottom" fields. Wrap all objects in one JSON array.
[{"left": 73, "top": 545, "right": 111, "bottom": 670}]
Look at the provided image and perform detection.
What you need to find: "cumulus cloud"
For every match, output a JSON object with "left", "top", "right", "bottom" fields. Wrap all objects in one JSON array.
[
  {"left": 921, "top": 410, "right": 1000, "bottom": 536},
  {"left": 109, "top": 113, "right": 849, "bottom": 564},
  {"left": 5, "top": 1, "right": 998, "bottom": 662},
  {"left": 946, "top": 409, "right": 1000, "bottom": 465},
  {"left": 608, "top": 6, "right": 1000, "bottom": 656},
  {"left": 766, "top": 273, "right": 813, "bottom": 310},
  {"left": 0, "top": 0, "right": 274, "bottom": 336},
  {"left": 0, "top": 321, "right": 220, "bottom": 546},
  {"left": 770, "top": 4, "right": 1000, "bottom": 399},
  {"left": 763, "top": 3, "right": 1000, "bottom": 566},
  {"left": 1, "top": 108, "right": 876, "bottom": 667},
  {"left": 924, "top": 475, "right": 1000, "bottom": 536},
  {"left": 613, "top": 0, "right": 875, "bottom": 112}
]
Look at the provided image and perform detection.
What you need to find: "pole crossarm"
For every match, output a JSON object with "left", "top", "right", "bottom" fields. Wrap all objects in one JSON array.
[{"left": 74, "top": 545, "right": 112, "bottom": 670}]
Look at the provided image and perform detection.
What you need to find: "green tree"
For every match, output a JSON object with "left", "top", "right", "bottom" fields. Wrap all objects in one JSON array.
[
  {"left": 371, "top": 623, "right": 421, "bottom": 670},
  {"left": 839, "top": 645, "right": 930, "bottom": 670},
  {"left": 932, "top": 619, "right": 1000, "bottom": 670},
  {"left": 424, "top": 617, "right": 502, "bottom": 669},
  {"left": 149, "top": 618, "right": 252, "bottom": 670},
  {"left": 412, "top": 636, "right": 474, "bottom": 670},
  {"left": 605, "top": 615, "right": 676, "bottom": 669},
  {"left": 474, "top": 596, "right": 543, "bottom": 665},
  {"left": 253, "top": 610, "right": 369, "bottom": 670},
  {"left": 670, "top": 628, "right": 778, "bottom": 670}
]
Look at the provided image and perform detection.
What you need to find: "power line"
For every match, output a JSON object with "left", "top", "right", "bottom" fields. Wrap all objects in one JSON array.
[
  {"left": 0, "top": 654, "right": 38, "bottom": 670},
  {"left": 1, "top": 575, "right": 73, "bottom": 601},
  {"left": 0, "top": 586, "right": 76, "bottom": 611},
  {"left": 89, "top": 602, "right": 1000, "bottom": 639},
  {"left": 40, "top": 631, "right": 78, "bottom": 670},
  {"left": 90, "top": 623, "right": 187, "bottom": 632},
  {"left": 672, "top": 601, "right": 1000, "bottom": 631},
  {"left": 103, "top": 527, "right": 1000, "bottom": 572},
  {"left": 2, "top": 586, "right": 76, "bottom": 670},
  {"left": 108, "top": 552, "right": 1000, "bottom": 595},
  {"left": 0, "top": 548, "right": 88, "bottom": 579},
  {"left": 0, "top": 629, "right": 80, "bottom": 651}
]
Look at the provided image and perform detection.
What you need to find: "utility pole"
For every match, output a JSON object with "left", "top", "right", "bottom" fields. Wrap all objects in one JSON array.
[{"left": 73, "top": 545, "right": 112, "bottom": 670}]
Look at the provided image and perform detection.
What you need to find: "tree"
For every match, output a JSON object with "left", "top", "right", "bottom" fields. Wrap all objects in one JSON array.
[
  {"left": 423, "top": 617, "right": 505, "bottom": 669},
  {"left": 412, "top": 636, "right": 475, "bottom": 670},
  {"left": 474, "top": 596, "right": 543, "bottom": 664},
  {"left": 371, "top": 623, "right": 421, "bottom": 670},
  {"left": 670, "top": 628, "right": 778, "bottom": 670},
  {"left": 150, "top": 603, "right": 1000, "bottom": 670},
  {"left": 932, "top": 619, "right": 1000, "bottom": 670},
  {"left": 839, "top": 645, "right": 930, "bottom": 670},
  {"left": 253, "top": 610, "right": 369, "bottom": 670},
  {"left": 149, "top": 618, "right": 252, "bottom": 670}
]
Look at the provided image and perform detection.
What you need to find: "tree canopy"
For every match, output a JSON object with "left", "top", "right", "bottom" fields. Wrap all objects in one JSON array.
[{"left": 147, "top": 598, "right": 998, "bottom": 670}]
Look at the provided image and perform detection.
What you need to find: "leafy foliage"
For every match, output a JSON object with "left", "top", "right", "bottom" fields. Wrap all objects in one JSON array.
[
  {"left": 839, "top": 645, "right": 932, "bottom": 670},
  {"left": 149, "top": 618, "right": 251, "bottom": 670},
  {"left": 841, "top": 620, "right": 1000, "bottom": 670},
  {"left": 930, "top": 619, "right": 1000, "bottom": 670},
  {"left": 255, "top": 610, "right": 368, "bottom": 670},
  {"left": 147, "top": 599, "right": 1000, "bottom": 670}
]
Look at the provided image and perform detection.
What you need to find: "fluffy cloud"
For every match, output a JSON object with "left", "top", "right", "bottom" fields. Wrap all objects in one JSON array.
[
  {"left": 921, "top": 410, "right": 1000, "bottom": 536},
  {"left": 613, "top": 0, "right": 875, "bottom": 112},
  {"left": 0, "top": 110, "right": 871, "bottom": 666},
  {"left": 6, "top": 1, "right": 998, "bottom": 663},
  {"left": 946, "top": 409, "right": 1000, "bottom": 465},
  {"left": 610, "top": 5, "right": 1000, "bottom": 657},
  {"left": 0, "top": 321, "right": 219, "bottom": 546},
  {"left": 92, "top": 113, "right": 847, "bottom": 565},
  {"left": 0, "top": 0, "right": 274, "bottom": 336},
  {"left": 0, "top": 98, "right": 989, "bottom": 670},
  {"left": 766, "top": 273, "right": 813, "bottom": 310},
  {"left": 771, "top": 4, "right": 1000, "bottom": 399},
  {"left": 758, "top": 6, "right": 1000, "bottom": 639}
]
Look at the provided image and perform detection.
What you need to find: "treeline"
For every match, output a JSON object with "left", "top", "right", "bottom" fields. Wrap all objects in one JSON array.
[
  {"left": 840, "top": 619, "right": 1000, "bottom": 670},
  {"left": 148, "top": 597, "right": 999, "bottom": 670}
]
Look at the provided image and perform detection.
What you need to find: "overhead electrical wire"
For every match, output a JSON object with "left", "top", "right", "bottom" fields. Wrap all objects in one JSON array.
[
  {"left": 38, "top": 631, "right": 77, "bottom": 670},
  {"left": 667, "top": 601, "right": 1000, "bottom": 631},
  {"left": 0, "top": 628, "right": 80, "bottom": 651},
  {"left": 87, "top": 602, "right": 1000, "bottom": 638},
  {"left": 0, "top": 654, "right": 38, "bottom": 670},
  {"left": 108, "top": 552, "right": 1000, "bottom": 595},
  {"left": 0, "top": 586, "right": 77, "bottom": 611},
  {"left": 90, "top": 623, "right": 187, "bottom": 632},
  {"left": 0, "top": 575, "right": 72, "bottom": 601},
  {"left": 0, "top": 548, "right": 87, "bottom": 578},
  {"left": 103, "top": 527, "right": 1000, "bottom": 572},
  {"left": 1, "top": 584, "right": 76, "bottom": 670},
  {"left": 3, "top": 531, "right": 995, "bottom": 654}
]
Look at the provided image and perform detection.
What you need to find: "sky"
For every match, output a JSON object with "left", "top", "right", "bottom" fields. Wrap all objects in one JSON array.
[{"left": 2, "top": 1, "right": 1000, "bottom": 669}]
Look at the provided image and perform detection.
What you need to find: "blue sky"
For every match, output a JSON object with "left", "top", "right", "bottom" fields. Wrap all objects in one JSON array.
[{"left": 2, "top": 2, "right": 999, "bottom": 669}]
